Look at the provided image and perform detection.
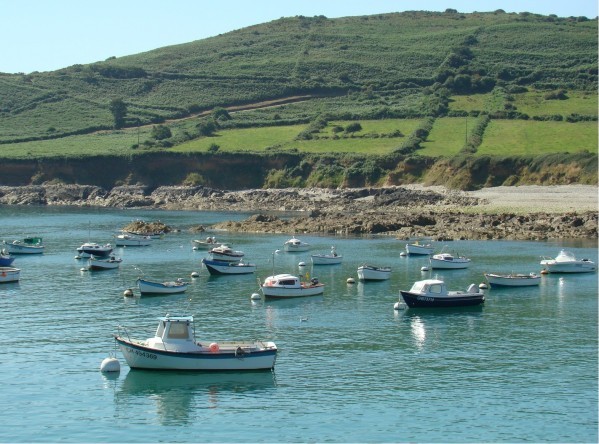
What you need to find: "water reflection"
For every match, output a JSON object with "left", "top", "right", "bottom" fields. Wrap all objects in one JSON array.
[
  {"left": 401, "top": 307, "right": 484, "bottom": 350},
  {"left": 115, "top": 370, "right": 276, "bottom": 425}
]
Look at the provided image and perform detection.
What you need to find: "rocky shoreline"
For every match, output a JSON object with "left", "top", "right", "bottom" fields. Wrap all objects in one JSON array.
[{"left": 0, "top": 184, "right": 596, "bottom": 240}]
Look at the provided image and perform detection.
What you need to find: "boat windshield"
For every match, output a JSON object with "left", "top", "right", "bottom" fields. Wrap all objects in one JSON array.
[{"left": 166, "top": 322, "right": 190, "bottom": 340}]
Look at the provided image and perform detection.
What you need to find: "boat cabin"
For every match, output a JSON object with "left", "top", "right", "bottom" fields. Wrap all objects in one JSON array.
[
  {"left": 147, "top": 315, "right": 196, "bottom": 350},
  {"left": 263, "top": 274, "right": 301, "bottom": 287},
  {"left": 409, "top": 279, "right": 448, "bottom": 295}
]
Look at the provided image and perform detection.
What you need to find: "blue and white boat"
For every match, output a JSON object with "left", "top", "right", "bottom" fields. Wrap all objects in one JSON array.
[
  {"left": 137, "top": 277, "right": 188, "bottom": 295},
  {"left": 201, "top": 258, "right": 256, "bottom": 275},
  {"left": 399, "top": 279, "right": 484, "bottom": 308},
  {"left": 113, "top": 314, "right": 277, "bottom": 370},
  {"left": 77, "top": 242, "right": 113, "bottom": 258},
  {"left": 0, "top": 250, "right": 15, "bottom": 266}
]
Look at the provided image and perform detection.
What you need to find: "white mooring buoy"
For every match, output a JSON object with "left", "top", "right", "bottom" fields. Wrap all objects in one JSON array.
[
  {"left": 400, "top": 252, "right": 407, "bottom": 257},
  {"left": 298, "top": 261, "right": 306, "bottom": 267},
  {"left": 190, "top": 271, "right": 200, "bottom": 278},
  {"left": 346, "top": 277, "right": 355, "bottom": 284},
  {"left": 420, "top": 266, "right": 430, "bottom": 272},
  {"left": 123, "top": 288, "right": 134, "bottom": 297},
  {"left": 250, "top": 293, "right": 261, "bottom": 300},
  {"left": 394, "top": 301, "right": 406, "bottom": 310},
  {"left": 479, "top": 282, "right": 488, "bottom": 289},
  {"left": 100, "top": 357, "right": 120, "bottom": 373}
]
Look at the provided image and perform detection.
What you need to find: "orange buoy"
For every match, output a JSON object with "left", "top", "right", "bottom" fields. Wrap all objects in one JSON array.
[{"left": 209, "top": 342, "right": 220, "bottom": 352}]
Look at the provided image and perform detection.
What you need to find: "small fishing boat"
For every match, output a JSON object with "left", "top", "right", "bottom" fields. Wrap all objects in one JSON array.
[
  {"left": 113, "top": 314, "right": 278, "bottom": 370},
  {"left": 283, "top": 237, "right": 310, "bottom": 252},
  {"left": 201, "top": 258, "right": 256, "bottom": 275},
  {"left": 77, "top": 242, "right": 113, "bottom": 258},
  {"left": 3, "top": 237, "right": 44, "bottom": 254},
  {"left": 484, "top": 272, "right": 541, "bottom": 287},
  {"left": 260, "top": 273, "right": 324, "bottom": 299},
  {"left": 311, "top": 246, "right": 343, "bottom": 265},
  {"left": 405, "top": 241, "right": 434, "bottom": 256},
  {"left": 114, "top": 234, "right": 152, "bottom": 247},
  {"left": 192, "top": 236, "right": 219, "bottom": 249},
  {"left": 399, "top": 279, "right": 484, "bottom": 308},
  {"left": 0, "top": 249, "right": 15, "bottom": 266},
  {"left": 0, "top": 266, "right": 20, "bottom": 283},
  {"left": 430, "top": 252, "right": 471, "bottom": 269},
  {"left": 208, "top": 244, "right": 245, "bottom": 262},
  {"left": 137, "top": 277, "right": 188, "bottom": 295},
  {"left": 540, "top": 250, "right": 597, "bottom": 273},
  {"left": 357, "top": 264, "right": 391, "bottom": 281},
  {"left": 88, "top": 255, "right": 122, "bottom": 270},
  {"left": 122, "top": 229, "right": 164, "bottom": 239}
]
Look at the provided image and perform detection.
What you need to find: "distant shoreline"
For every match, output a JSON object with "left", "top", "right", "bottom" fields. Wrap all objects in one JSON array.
[{"left": 0, "top": 184, "right": 596, "bottom": 240}]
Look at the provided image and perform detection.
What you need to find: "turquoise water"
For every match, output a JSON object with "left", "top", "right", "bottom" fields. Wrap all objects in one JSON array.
[{"left": 1, "top": 206, "right": 597, "bottom": 443}]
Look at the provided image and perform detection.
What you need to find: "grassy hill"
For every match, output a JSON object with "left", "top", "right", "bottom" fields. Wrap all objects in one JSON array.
[{"left": 0, "top": 10, "right": 596, "bottom": 189}]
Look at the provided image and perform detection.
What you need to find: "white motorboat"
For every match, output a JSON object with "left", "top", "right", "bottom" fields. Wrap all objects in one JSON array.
[
  {"left": 114, "top": 234, "right": 152, "bottom": 247},
  {"left": 137, "top": 277, "right": 188, "bottom": 295},
  {"left": 260, "top": 273, "right": 324, "bottom": 298},
  {"left": 192, "top": 237, "right": 218, "bottom": 249},
  {"left": 484, "top": 272, "right": 541, "bottom": 287},
  {"left": 0, "top": 266, "right": 20, "bottom": 283},
  {"left": 88, "top": 255, "right": 122, "bottom": 270},
  {"left": 311, "top": 246, "right": 343, "bottom": 265},
  {"left": 208, "top": 245, "right": 245, "bottom": 262},
  {"left": 113, "top": 314, "right": 277, "bottom": 370},
  {"left": 357, "top": 264, "right": 392, "bottom": 281},
  {"left": 3, "top": 237, "right": 44, "bottom": 254},
  {"left": 77, "top": 242, "right": 113, "bottom": 258},
  {"left": 399, "top": 279, "right": 484, "bottom": 308},
  {"left": 201, "top": 258, "right": 256, "bottom": 275},
  {"left": 430, "top": 252, "right": 471, "bottom": 269},
  {"left": 540, "top": 250, "right": 597, "bottom": 273},
  {"left": 405, "top": 241, "right": 434, "bottom": 255},
  {"left": 283, "top": 237, "right": 310, "bottom": 252}
]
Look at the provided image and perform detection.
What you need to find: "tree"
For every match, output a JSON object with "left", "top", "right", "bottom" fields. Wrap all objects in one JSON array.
[
  {"left": 345, "top": 122, "right": 362, "bottom": 133},
  {"left": 212, "top": 107, "right": 231, "bottom": 121},
  {"left": 151, "top": 124, "right": 172, "bottom": 140},
  {"left": 197, "top": 120, "right": 217, "bottom": 136},
  {"left": 109, "top": 98, "right": 127, "bottom": 129}
]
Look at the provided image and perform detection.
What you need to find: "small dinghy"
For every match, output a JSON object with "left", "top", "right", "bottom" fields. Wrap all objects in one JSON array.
[
  {"left": 137, "top": 277, "right": 188, "bottom": 295},
  {"left": 484, "top": 272, "right": 541, "bottom": 287}
]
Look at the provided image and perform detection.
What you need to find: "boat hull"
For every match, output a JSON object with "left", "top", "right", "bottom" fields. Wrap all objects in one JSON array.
[
  {"left": 0, "top": 267, "right": 20, "bottom": 283},
  {"left": 115, "top": 236, "right": 152, "bottom": 247},
  {"left": 311, "top": 254, "right": 343, "bottom": 265},
  {"left": 0, "top": 255, "right": 15, "bottom": 266},
  {"left": 261, "top": 285, "right": 324, "bottom": 299},
  {"left": 357, "top": 266, "right": 391, "bottom": 281},
  {"left": 406, "top": 244, "right": 434, "bottom": 255},
  {"left": 484, "top": 273, "right": 541, "bottom": 287},
  {"left": 88, "top": 258, "right": 121, "bottom": 270},
  {"left": 115, "top": 337, "right": 277, "bottom": 370},
  {"left": 540, "top": 262, "right": 597, "bottom": 273},
  {"left": 6, "top": 244, "right": 44, "bottom": 254},
  {"left": 137, "top": 278, "right": 188, "bottom": 294},
  {"left": 77, "top": 243, "right": 113, "bottom": 258},
  {"left": 400, "top": 290, "right": 485, "bottom": 308},
  {"left": 430, "top": 259, "right": 470, "bottom": 269},
  {"left": 202, "top": 259, "right": 256, "bottom": 275}
]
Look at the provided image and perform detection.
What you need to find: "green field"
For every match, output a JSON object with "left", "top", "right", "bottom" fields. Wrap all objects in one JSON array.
[
  {"left": 511, "top": 91, "right": 598, "bottom": 117},
  {"left": 2, "top": 116, "right": 596, "bottom": 159},
  {"left": 477, "top": 120, "right": 598, "bottom": 155},
  {"left": 419, "top": 117, "right": 469, "bottom": 157}
]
